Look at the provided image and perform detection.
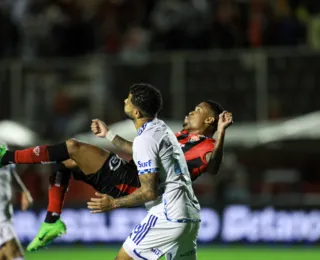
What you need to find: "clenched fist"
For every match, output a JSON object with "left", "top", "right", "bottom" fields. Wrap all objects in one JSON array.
[{"left": 91, "top": 119, "right": 109, "bottom": 138}]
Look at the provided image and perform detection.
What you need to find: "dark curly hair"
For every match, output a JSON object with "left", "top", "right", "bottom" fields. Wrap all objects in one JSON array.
[
  {"left": 204, "top": 100, "right": 225, "bottom": 133},
  {"left": 130, "top": 83, "right": 163, "bottom": 118}
]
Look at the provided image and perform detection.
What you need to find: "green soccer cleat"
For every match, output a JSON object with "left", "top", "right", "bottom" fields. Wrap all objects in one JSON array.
[
  {"left": 27, "top": 219, "right": 67, "bottom": 252},
  {"left": 0, "top": 145, "right": 7, "bottom": 167}
]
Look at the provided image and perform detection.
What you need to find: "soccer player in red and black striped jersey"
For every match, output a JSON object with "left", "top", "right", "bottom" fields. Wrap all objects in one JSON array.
[
  {"left": 0, "top": 89, "right": 232, "bottom": 251},
  {"left": 177, "top": 100, "right": 232, "bottom": 181}
]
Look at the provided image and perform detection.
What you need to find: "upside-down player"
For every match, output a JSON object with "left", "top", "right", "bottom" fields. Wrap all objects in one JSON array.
[{"left": 0, "top": 88, "right": 232, "bottom": 252}]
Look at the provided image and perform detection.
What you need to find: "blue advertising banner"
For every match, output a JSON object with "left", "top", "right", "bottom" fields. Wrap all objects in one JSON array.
[{"left": 14, "top": 205, "right": 320, "bottom": 245}]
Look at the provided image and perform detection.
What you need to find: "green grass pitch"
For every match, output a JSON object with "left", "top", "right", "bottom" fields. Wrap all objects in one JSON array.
[{"left": 25, "top": 246, "right": 320, "bottom": 260}]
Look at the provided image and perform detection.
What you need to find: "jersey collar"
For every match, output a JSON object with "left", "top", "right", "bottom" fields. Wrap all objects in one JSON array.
[{"left": 137, "top": 118, "right": 157, "bottom": 136}]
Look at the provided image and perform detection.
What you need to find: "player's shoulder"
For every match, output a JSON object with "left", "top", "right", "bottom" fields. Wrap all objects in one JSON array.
[
  {"left": 147, "top": 119, "right": 169, "bottom": 139},
  {"left": 206, "top": 136, "right": 215, "bottom": 142},
  {"left": 202, "top": 137, "right": 215, "bottom": 148},
  {"left": 203, "top": 136, "right": 215, "bottom": 143},
  {"left": 134, "top": 119, "right": 172, "bottom": 144},
  {"left": 133, "top": 131, "right": 158, "bottom": 147}
]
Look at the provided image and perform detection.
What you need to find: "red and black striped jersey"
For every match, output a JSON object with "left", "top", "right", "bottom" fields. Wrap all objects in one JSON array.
[{"left": 175, "top": 130, "right": 215, "bottom": 181}]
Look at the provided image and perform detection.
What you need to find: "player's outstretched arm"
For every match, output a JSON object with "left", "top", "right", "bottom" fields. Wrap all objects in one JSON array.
[
  {"left": 87, "top": 173, "right": 159, "bottom": 213},
  {"left": 206, "top": 111, "right": 233, "bottom": 175},
  {"left": 91, "top": 119, "right": 133, "bottom": 154},
  {"left": 11, "top": 167, "right": 33, "bottom": 210}
]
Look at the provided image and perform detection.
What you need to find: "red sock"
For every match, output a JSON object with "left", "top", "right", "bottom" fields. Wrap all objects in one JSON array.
[
  {"left": 14, "top": 145, "right": 50, "bottom": 164},
  {"left": 47, "top": 182, "right": 70, "bottom": 214}
]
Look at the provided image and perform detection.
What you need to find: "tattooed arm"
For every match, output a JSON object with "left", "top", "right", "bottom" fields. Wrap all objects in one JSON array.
[
  {"left": 111, "top": 135, "right": 133, "bottom": 155},
  {"left": 87, "top": 135, "right": 160, "bottom": 213},
  {"left": 114, "top": 173, "right": 158, "bottom": 208},
  {"left": 87, "top": 172, "right": 159, "bottom": 213}
]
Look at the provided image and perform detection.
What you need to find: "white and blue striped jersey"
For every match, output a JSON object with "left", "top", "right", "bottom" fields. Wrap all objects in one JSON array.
[
  {"left": 133, "top": 118, "right": 200, "bottom": 222},
  {"left": 0, "top": 165, "right": 15, "bottom": 223}
]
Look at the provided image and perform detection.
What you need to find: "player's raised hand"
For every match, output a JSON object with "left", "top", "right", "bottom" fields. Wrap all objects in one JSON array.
[
  {"left": 87, "top": 192, "right": 115, "bottom": 213},
  {"left": 21, "top": 191, "right": 33, "bottom": 211},
  {"left": 91, "top": 119, "right": 109, "bottom": 138},
  {"left": 217, "top": 111, "right": 233, "bottom": 132}
]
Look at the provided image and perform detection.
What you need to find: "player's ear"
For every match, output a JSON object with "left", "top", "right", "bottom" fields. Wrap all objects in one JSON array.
[
  {"left": 133, "top": 108, "right": 141, "bottom": 119},
  {"left": 205, "top": 117, "right": 215, "bottom": 125}
]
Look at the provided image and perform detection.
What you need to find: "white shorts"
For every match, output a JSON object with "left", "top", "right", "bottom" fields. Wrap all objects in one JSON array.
[
  {"left": 123, "top": 212, "right": 199, "bottom": 260},
  {"left": 0, "top": 221, "right": 16, "bottom": 247}
]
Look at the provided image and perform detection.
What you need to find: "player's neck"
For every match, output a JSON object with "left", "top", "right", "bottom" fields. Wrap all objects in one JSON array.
[
  {"left": 188, "top": 128, "right": 213, "bottom": 137},
  {"left": 134, "top": 117, "right": 154, "bottom": 131}
]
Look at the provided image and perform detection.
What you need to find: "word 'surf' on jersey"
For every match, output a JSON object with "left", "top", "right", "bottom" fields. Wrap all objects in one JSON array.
[{"left": 175, "top": 130, "right": 215, "bottom": 181}]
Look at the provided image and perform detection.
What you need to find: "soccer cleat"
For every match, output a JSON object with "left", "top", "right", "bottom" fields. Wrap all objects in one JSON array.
[
  {"left": 0, "top": 145, "right": 7, "bottom": 167},
  {"left": 26, "top": 219, "right": 67, "bottom": 252}
]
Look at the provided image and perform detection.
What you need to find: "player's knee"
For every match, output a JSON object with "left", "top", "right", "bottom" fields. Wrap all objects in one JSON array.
[
  {"left": 2, "top": 239, "right": 23, "bottom": 259},
  {"left": 63, "top": 159, "right": 78, "bottom": 169},
  {"left": 0, "top": 249, "right": 6, "bottom": 260},
  {"left": 115, "top": 247, "right": 133, "bottom": 260},
  {"left": 66, "top": 138, "right": 82, "bottom": 156}
]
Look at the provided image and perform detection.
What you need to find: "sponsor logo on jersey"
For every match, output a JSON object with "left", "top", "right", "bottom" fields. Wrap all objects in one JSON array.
[{"left": 137, "top": 160, "right": 152, "bottom": 168}]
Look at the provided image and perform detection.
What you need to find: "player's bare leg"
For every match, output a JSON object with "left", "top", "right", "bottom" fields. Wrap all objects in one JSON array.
[
  {"left": 0, "top": 138, "right": 110, "bottom": 174},
  {"left": 1, "top": 238, "right": 24, "bottom": 260},
  {"left": 26, "top": 140, "right": 111, "bottom": 252},
  {"left": 115, "top": 247, "right": 134, "bottom": 260},
  {"left": 42, "top": 139, "right": 111, "bottom": 223},
  {"left": 62, "top": 159, "right": 77, "bottom": 169},
  {"left": 64, "top": 139, "right": 110, "bottom": 175},
  {"left": 0, "top": 248, "right": 6, "bottom": 260}
]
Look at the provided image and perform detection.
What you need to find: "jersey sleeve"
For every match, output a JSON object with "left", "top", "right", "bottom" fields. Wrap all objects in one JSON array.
[{"left": 133, "top": 136, "right": 160, "bottom": 175}]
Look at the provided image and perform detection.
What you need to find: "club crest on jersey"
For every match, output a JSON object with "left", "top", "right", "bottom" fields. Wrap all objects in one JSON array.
[
  {"left": 189, "top": 135, "right": 200, "bottom": 143},
  {"left": 109, "top": 155, "right": 122, "bottom": 171},
  {"left": 137, "top": 160, "right": 152, "bottom": 168},
  {"left": 33, "top": 146, "right": 40, "bottom": 156}
]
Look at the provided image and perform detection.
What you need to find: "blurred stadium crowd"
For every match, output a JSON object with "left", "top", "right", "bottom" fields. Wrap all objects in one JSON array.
[
  {"left": 0, "top": 0, "right": 319, "bottom": 59},
  {"left": 0, "top": 0, "right": 319, "bottom": 215}
]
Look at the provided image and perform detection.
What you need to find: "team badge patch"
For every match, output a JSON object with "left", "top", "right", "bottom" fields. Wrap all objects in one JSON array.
[{"left": 109, "top": 155, "right": 122, "bottom": 171}]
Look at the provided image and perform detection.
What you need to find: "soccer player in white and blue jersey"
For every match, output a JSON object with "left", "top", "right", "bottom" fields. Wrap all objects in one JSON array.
[
  {"left": 0, "top": 143, "right": 33, "bottom": 260},
  {"left": 87, "top": 83, "right": 201, "bottom": 260}
]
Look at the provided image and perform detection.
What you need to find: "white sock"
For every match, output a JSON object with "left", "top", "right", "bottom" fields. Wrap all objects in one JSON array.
[{"left": 13, "top": 257, "right": 24, "bottom": 260}]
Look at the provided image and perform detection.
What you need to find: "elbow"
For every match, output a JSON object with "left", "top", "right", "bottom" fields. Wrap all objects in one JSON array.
[{"left": 144, "top": 191, "right": 158, "bottom": 201}]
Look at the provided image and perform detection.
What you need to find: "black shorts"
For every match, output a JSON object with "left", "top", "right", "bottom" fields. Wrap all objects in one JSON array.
[{"left": 72, "top": 153, "right": 140, "bottom": 198}]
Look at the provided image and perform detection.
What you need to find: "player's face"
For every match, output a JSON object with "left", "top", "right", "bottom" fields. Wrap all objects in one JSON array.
[
  {"left": 183, "top": 102, "right": 214, "bottom": 130},
  {"left": 124, "top": 93, "right": 137, "bottom": 120}
]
